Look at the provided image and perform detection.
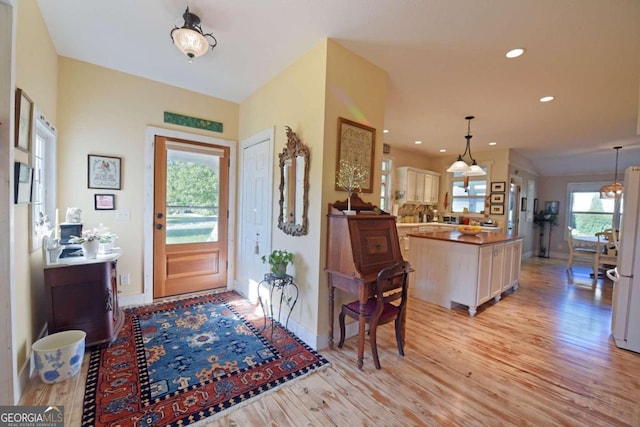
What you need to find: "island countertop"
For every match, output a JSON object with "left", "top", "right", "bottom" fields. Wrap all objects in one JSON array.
[{"left": 408, "top": 230, "right": 522, "bottom": 245}]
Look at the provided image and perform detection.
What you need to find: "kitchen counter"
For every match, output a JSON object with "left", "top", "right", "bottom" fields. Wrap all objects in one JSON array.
[
  {"left": 408, "top": 230, "right": 519, "bottom": 245},
  {"left": 397, "top": 222, "right": 501, "bottom": 232},
  {"left": 408, "top": 232, "right": 523, "bottom": 316}
]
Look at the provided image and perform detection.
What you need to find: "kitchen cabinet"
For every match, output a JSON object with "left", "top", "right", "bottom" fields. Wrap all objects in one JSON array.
[
  {"left": 396, "top": 225, "right": 419, "bottom": 259},
  {"left": 44, "top": 253, "right": 123, "bottom": 347},
  {"left": 395, "top": 166, "right": 440, "bottom": 205},
  {"left": 408, "top": 230, "right": 523, "bottom": 316}
]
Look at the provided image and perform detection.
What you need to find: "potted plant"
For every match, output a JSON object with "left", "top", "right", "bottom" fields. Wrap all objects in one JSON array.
[
  {"left": 69, "top": 228, "right": 117, "bottom": 259},
  {"left": 261, "top": 249, "right": 294, "bottom": 277},
  {"left": 336, "top": 158, "right": 368, "bottom": 214}
]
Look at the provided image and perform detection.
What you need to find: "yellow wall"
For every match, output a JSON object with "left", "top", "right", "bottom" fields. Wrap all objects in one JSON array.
[
  {"left": 319, "top": 40, "right": 388, "bottom": 340},
  {"left": 239, "top": 40, "right": 328, "bottom": 336},
  {"left": 239, "top": 39, "right": 387, "bottom": 343},
  {"left": 57, "top": 58, "right": 239, "bottom": 298},
  {"left": 14, "top": 0, "right": 58, "bottom": 373}
]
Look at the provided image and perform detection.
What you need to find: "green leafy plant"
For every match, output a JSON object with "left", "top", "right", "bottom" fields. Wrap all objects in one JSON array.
[{"left": 261, "top": 249, "right": 294, "bottom": 276}]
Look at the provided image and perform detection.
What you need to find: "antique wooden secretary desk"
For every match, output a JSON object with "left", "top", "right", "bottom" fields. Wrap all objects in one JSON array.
[{"left": 325, "top": 197, "right": 405, "bottom": 368}]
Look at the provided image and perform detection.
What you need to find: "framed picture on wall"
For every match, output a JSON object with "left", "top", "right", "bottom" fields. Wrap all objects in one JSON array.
[
  {"left": 545, "top": 201, "right": 559, "bottom": 214},
  {"left": 490, "top": 204, "right": 504, "bottom": 215},
  {"left": 335, "top": 117, "right": 376, "bottom": 193},
  {"left": 95, "top": 194, "right": 115, "bottom": 210},
  {"left": 15, "top": 88, "right": 34, "bottom": 153},
  {"left": 490, "top": 181, "right": 506, "bottom": 192},
  {"left": 88, "top": 155, "right": 122, "bottom": 190},
  {"left": 490, "top": 193, "right": 505, "bottom": 204},
  {"left": 14, "top": 162, "right": 33, "bottom": 204}
]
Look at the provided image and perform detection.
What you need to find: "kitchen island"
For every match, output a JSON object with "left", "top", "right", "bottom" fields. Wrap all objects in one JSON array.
[{"left": 408, "top": 230, "right": 523, "bottom": 316}]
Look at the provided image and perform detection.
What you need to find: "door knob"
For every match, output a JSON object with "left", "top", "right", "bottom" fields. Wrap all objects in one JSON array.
[
  {"left": 156, "top": 213, "right": 164, "bottom": 219},
  {"left": 156, "top": 223, "right": 163, "bottom": 230}
]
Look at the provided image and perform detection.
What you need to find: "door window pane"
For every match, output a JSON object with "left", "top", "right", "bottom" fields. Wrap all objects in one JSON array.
[{"left": 165, "top": 148, "right": 220, "bottom": 244}]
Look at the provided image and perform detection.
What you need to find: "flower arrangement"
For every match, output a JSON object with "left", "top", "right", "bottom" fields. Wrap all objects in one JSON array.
[
  {"left": 69, "top": 228, "right": 116, "bottom": 244},
  {"left": 336, "top": 158, "right": 369, "bottom": 212},
  {"left": 261, "top": 249, "right": 294, "bottom": 277}
]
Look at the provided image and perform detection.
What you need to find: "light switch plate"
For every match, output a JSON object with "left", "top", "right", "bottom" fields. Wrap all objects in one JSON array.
[{"left": 115, "top": 209, "right": 130, "bottom": 221}]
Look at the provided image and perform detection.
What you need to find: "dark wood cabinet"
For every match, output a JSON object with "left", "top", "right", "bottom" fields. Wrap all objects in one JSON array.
[{"left": 44, "top": 259, "right": 123, "bottom": 347}]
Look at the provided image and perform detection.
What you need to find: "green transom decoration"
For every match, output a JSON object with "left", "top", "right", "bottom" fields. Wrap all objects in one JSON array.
[{"left": 164, "top": 112, "right": 223, "bottom": 133}]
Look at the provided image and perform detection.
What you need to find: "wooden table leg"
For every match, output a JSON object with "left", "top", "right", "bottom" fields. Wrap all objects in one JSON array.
[{"left": 328, "top": 281, "right": 334, "bottom": 349}]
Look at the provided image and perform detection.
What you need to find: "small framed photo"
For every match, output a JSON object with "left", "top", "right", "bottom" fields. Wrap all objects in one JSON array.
[
  {"left": 14, "top": 162, "right": 33, "bottom": 204},
  {"left": 88, "top": 155, "right": 121, "bottom": 190},
  {"left": 490, "top": 181, "right": 506, "bottom": 193},
  {"left": 545, "top": 201, "right": 559, "bottom": 214},
  {"left": 15, "top": 88, "right": 34, "bottom": 153},
  {"left": 521, "top": 197, "right": 528, "bottom": 211},
  {"left": 490, "top": 193, "right": 505, "bottom": 204},
  {"left": 95, "top": 194, "right": 115, "bottom": 210},
  {"left": 490, "top": 204, "right": 504, "bottom": 215}
]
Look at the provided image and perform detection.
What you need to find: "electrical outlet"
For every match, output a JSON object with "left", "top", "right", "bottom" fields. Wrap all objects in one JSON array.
[{"left": 120, "top": 273, "right": 130, "bottom": 286}]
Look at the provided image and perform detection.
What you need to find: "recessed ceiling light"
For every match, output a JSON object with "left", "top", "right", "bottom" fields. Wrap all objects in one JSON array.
[
  {"left": 383, "top": 129, "right": 389, "bottom": 134},
  {"left": 506, "top": 48, "right": 525, "bottom": 58},
  {"left": 439, "top": 149, "right": 447, "bottom": 153},
  {"left": 489, "top": 141, "right": 497, "bottom": 146},
  {"left": 414, "top": 140, "right": 422, "bottom": 145},
  {"left": 540, "top": 96, "right": 555, "bottom": 103}
]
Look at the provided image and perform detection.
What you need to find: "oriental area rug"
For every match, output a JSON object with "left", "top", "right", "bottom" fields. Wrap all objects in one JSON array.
[{"left": 81, "top": 291, "right": 329, "bottom": 426}]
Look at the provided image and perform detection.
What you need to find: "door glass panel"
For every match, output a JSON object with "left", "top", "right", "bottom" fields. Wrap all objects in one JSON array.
[{"left": 166, "top": 147, "right": 220, "bottom": 245}]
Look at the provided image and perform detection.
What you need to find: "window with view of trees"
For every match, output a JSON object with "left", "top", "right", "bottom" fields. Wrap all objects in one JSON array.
[
  {"left": 450, "top": 166, "right": 489, "bottom": 214},
  {"left": 567, "top": 183, "right": 622, "bottom": 237}
]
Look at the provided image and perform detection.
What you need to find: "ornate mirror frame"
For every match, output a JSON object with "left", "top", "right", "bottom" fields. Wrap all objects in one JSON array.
[{"left": 278, "top": 126, "right": 310, "bottom": 236}]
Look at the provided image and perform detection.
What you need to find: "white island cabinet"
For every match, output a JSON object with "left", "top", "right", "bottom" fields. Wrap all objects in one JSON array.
[{"left": 408, "top": 230, "right": 523, "bottom": 316}]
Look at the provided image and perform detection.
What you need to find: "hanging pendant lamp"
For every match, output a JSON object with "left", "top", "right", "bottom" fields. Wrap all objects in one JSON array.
[
  {"left": 446, "top": 116, "right": 486, "bottom": 176},
  {"left": 599, "top": 146, "right": 623, "bottom": 199}
]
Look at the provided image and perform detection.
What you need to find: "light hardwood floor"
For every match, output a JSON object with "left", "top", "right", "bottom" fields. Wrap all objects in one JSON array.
[{"left": 21, "top": 257, "right": 640, "bottom": 426}]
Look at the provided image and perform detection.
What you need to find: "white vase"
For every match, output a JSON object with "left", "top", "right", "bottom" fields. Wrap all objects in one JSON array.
[{"left": 82, "top": 240, "right": 99, "bottom": 259}]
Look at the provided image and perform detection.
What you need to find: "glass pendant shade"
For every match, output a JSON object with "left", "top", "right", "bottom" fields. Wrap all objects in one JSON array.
[
  {"left": 172, "top": 28, "right": 209, "bottom": 59},
  {"left": 465, "top": 163, "right": 486, "bottom": 176},
  {"left": 171, "top": 7, "right": 217, "bottom": 63},
  {"left": 446, "top": 157, "right": 471, "bottom": 173},
  {"left": 599, "top": 182, "right": 623, "bottom": 199},
  {"left": 599, "top": 146, "right": 623, "bottom": 199}
]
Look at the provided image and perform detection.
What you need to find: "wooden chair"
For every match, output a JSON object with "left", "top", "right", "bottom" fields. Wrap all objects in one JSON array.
[
  {"left": 593, "top": 229, "right": 618, "bottom": 275},
  {"left": 567, "top": 227, "right": 597, "bottom": 271},
  {"left": 338, "top": 261, "right": 411, "bottom": 369}
]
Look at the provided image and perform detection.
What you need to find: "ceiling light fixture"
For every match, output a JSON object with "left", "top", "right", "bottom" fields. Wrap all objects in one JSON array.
[
  {"left": 540, "top": 96, "right": 554, "bottom": 103},
  {"left": 600, "top": 146, "right": 624, "bottom": 199},
  {"left": 446, "top": 116, "right": 486, "bottom": 176},
  {"left": 506, "top": 48, "right": 525, "bottom": 58},
  {"left": 171, "top": 7, "right": 217, "bottom": 63}
]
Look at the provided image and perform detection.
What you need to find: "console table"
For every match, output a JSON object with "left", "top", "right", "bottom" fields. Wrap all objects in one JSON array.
[
  {"left": 258, "top": 273, "right": 299, "bottom": 335},
  {"left": 43, "top": 250, "right": 123, "bottom": 347}
]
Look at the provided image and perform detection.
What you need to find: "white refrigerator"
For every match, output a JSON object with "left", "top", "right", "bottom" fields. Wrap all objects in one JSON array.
[{"left": 609, "top": 166, "right": 640, "bottom": 353}]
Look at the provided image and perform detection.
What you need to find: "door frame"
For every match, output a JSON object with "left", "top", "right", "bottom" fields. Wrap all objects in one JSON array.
[{"left": 132, "top": 126, "right": 236, "bottom": 306}]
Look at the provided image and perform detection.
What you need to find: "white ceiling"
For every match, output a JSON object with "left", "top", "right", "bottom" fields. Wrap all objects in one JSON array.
[{"left": 36, "top": 0, "right": 640, "bottom": 176}]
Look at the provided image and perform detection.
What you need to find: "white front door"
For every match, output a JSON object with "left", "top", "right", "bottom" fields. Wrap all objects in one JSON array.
[{"left": 237, "top": 129, "right": 274, "bottom": 300}]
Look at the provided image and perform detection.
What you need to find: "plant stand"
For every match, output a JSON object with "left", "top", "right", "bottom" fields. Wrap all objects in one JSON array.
[{"left": 258, "top": 273, "right": 299, "bottom": 338}]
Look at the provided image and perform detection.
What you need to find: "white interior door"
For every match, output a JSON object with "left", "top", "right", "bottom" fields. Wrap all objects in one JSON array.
[{"left": 237, "top": 129, "right": 273, "bottom": 300}]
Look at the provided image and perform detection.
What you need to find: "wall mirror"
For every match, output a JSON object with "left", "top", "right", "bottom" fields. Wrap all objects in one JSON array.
[{"left": 278, "top": 126, "right": 310, "bottom": 236}]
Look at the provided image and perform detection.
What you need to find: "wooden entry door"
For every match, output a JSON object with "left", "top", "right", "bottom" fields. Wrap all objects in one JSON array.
[{"left": 153, "top": 136, "right": 229, "bottom": 298}]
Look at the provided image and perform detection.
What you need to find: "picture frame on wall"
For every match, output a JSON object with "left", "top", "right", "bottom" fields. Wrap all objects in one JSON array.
[
  {"left": 14, "top": 162, "right": 33, "bottom": 204},
  {"left": 15, "top": 88, "right": 34, "bottom": 153},
  {"left": 88, "top": 155, "right": 122, "bottom": 190},
  {"left": 490, "top": 204, "right": 504, "bottom": 215},
  {"left": 95, "top": 194, "right": 115, "bottom": 210},
  {"left": 545, "top": 201, "right": 560, "bottom": 214},
  {"left": 490, "top": 181, "right": 506, "bottom": 192},
  {"left": 490, "top": 193, "right": 505, "bottom": 204},
  {"left": 521, "top": 197, "right": 527, "bottom": 211},
  {"left": 335, "top": 117, "right": 376, "bottom": 193}
]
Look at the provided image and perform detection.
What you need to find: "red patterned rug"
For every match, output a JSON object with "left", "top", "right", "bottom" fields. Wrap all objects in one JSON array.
[{"left": 81, "top": 291, "right": 329, "bottom": 426}]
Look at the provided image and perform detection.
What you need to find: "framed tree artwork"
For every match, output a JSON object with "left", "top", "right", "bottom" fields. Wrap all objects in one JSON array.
[{"left": 335, "top": 117, "right": 375, "bottom": 193}]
